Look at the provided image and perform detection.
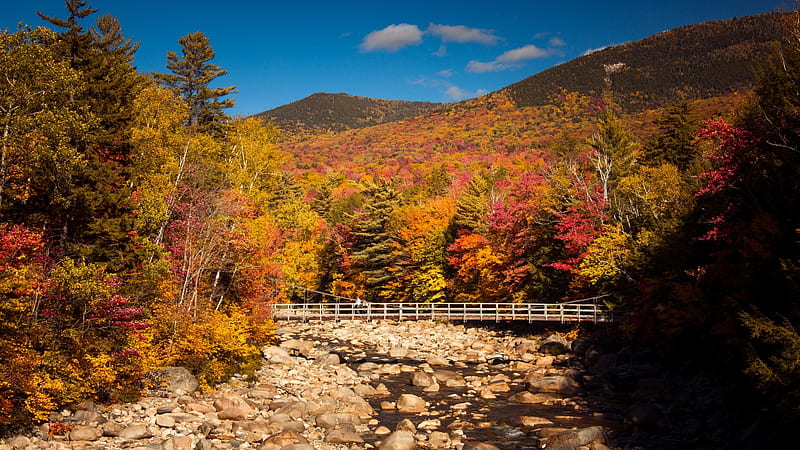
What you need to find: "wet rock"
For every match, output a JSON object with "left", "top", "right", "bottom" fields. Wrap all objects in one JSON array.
[
  {"left": 508, "top": 391, "right": 548, "bottom": 404},
  {"left": 379, "top": 430, "right": 417, "bottom": 450},
  {"left": 525, "top": 374, "right": 580, "bottom": 395},
  {"left": 542, "top": 425, "right": 608, "bottom": 450},
  {"left": 397, "top": 394, "right": 427, "bottom": 413},
  {"left": 516, "top": 416, "right": 554, "bottom": 427}
]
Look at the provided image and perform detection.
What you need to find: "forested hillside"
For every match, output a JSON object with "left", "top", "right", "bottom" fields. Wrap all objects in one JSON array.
[
  {"left": 502, "top": 12, "right": 782, "bottom": 110},
  {"left": 1, "top": 1, "right": 799, "bottom": 443},
  {"left": 254, "top": 92, "right": 443, "bottom": 135}
]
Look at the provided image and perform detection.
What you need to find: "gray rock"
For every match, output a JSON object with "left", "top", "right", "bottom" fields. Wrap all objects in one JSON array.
[
  {"left": 118, "top": 423, "right": 153, "bottom": 439},
  {"left": 152, "top": 366, "right": 199, "bottom": 393},
  {"left": 102, "top": 421, "right": 124, "bottom": 437},
  {"left": 379, "top": 430, "right": 417, "bottom": 450},
  {"left": 315, "top": 413, "right": 361, "bottom": 428},
  {"left": 8, "top": 436, "right": 30, "bottom": 448},
  {"left": 155, "top": 414, "right": 176, "bottom": 427},
  {"left": 315, "top": 352, "right": 341, "bottom": 365},
  {"left": 69, "top": 425, "right": 102, "bottom": 441}
]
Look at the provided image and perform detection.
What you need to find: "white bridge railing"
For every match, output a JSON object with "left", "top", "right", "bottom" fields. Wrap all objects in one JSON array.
[{"left": 271, "top": 302, "right": 613, "bottom": 323}]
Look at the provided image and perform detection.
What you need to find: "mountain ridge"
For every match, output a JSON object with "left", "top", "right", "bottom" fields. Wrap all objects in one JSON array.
[
  {"left": 253, "top": 92, "right": 444, "bottom": 135},
  {"left": 257, "top": 12, "right": 782, "bottom": 135}
]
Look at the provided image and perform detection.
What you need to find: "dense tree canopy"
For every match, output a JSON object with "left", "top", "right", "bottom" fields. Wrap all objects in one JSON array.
[{"left": 1, "top": 4, "right": 798, "bottom": 441}]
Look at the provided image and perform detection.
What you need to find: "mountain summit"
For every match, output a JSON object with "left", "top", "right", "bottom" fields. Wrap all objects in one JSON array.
[{"left": 254, "top": 92, "right": 442, "bottom": 135}]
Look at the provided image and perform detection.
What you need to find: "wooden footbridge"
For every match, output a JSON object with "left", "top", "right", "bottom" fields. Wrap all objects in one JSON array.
[
  {"left": 267, "top": 277, "right": 614, "bottom": 323},
  {"left": 271, "top": 300, "right": 613, "bottom": 323}
]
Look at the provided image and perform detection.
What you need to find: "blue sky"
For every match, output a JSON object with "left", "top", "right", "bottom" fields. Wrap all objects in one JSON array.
[{"left": 3, "top": 1, "right": 788, "bottom": 116}]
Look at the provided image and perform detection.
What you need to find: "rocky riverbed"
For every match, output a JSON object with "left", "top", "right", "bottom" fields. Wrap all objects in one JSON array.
[{"left": 1, "top": 319, "right": 731, "bottom": 449}]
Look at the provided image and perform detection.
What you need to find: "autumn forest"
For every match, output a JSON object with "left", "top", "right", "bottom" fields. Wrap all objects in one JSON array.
[{"left": 1, "top": 0, "right": 800, "bottom": 435}]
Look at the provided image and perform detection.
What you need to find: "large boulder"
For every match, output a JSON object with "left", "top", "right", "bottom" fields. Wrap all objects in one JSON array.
[
  {"left": 152, "top": 366, "right": 198, "bottom": 393},
  {"left": 379, "top": 430, "right": 417, "bottom": 450},
  {"left": 542, "top": 426, "right": 608, "bottom": 450},
  {"left": 396, "top": 394, "right": 427, "bottom": 413},
  {"left": 525, "top": 375, "right": 581, "bottom": 396}
]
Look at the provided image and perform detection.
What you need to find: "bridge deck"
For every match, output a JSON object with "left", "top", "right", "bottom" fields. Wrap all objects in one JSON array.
[{"left": 272, "top": 302, "right": 612, "bottom": 323}]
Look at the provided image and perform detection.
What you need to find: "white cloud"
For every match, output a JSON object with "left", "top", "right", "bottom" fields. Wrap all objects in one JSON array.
[
  {"left": 496, "top": 44, "right": 549, "bottom": 63},
  {"left": 444, "top": 85, "right": 488, "bottom": 101},
  {"left": 549, "top": 37, "right": 566, "bottom": 47},
  {"left": 360, "top": 24, "right": 423, "bottom": 52},
  {"left": 466, "top": 44, "right": 551, "bottom": 73},
  {"left": 466, "top": 60, "right": 508, "bottom": 73},
  {"left": 427, "top": 24, "right": 499, "bottom": 45},
  {"left": 436, "top": 69, "right": 453, "bottom": 77},
  {"left": 434, "top": 44, "right": 447, "bottom": 57},
  {"left": 467, "top": 44, "right": 551, "bottom": 73}
]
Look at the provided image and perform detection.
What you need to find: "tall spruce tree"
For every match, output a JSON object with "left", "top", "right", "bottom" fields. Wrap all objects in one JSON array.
[
  {"left": 349, "top": 179, "right": 403, "bottom": 301},
  {"left": 153, "top": 31, "right": 237, "bottom": 135},
  {"left": 641, "top": 101, "right": 700, "bottom": 171}
]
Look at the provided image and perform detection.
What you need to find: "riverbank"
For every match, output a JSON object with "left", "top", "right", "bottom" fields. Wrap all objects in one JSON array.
[{"left": 0, "top": 319, "right": 645, "bottom": 449}]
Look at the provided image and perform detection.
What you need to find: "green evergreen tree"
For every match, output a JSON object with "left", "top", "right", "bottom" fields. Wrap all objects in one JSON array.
[
  {"left": 349, "top": 179, "right": 403, "bottom": 301},
  {"left": 37, "top": 0, "right": 97, "bottom": 67},
  {"left": 587, "top": 109, "right": 638, "bottom": 202},
  {"left": 453, "top": 175, "right": 490, "bottom": 232},
  {"left": 642, "top": 101, "right": 700, "bottom": 171},
  {"left": 153, "top": 31, "right": 237, "bottom": 135}
]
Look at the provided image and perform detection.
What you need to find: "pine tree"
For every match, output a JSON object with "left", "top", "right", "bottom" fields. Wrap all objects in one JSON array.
[
  {"left": 641, "top": 101, "right": 700, "bottom": 171},
  {"left": 453, "top": 175, "right": 490, "bottom": 232},
  {"left": 349, "top": 179, "right": 403, "bottom": 301},
  {"left": 153, "top": 31, "right": 237, "bottom": 135}
]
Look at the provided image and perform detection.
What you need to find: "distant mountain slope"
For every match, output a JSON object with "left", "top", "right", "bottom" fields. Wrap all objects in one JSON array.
[
  {"left": 502, "top": 13, "right": 782, "bottom": 110},
  {"left": 254, "top": 92, "right": 443, "bottom": 135}
]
